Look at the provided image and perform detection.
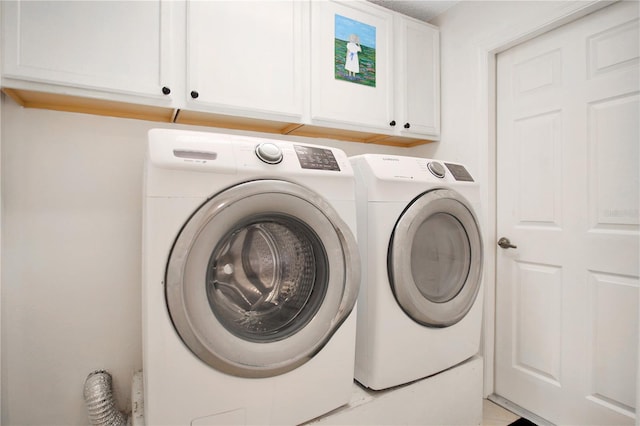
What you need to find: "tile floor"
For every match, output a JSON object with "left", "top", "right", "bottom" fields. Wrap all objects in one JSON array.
[{"left": 482, "top": 399, "right": 520, "bottom": 426}]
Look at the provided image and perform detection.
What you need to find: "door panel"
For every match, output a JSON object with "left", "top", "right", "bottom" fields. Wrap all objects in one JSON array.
[
  {"left": 495, "top": 2, "right": 639, "bottom": 424},
  {"left": 2, "top": 1, "right": 172, "bottom": 97},
  {"left": 186, "top": 1, "right": 304, "bottom": 120}
]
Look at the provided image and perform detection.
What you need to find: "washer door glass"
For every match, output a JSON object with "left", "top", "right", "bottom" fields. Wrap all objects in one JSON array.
[
  {"left": 388, "top": 189, "right": 483, "bottom": 327},
  {"left": 166, "top": 180, "right": 359, "bottom": 378},
  {"left": 206, "top": 214, "right": 326, "bottom": 342}
]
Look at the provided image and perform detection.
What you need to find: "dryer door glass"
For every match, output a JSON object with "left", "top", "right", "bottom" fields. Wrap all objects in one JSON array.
[
  {"left": 389, "top": 189, "right": 483, "bottom": 327},
  {"left": 165, "top": 180, "right": 360, "bottom": 378},
  {"left": 410, "top": 212, "right": 470, "bottom": 303}
]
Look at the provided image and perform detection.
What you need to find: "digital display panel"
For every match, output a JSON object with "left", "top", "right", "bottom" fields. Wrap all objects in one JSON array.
[
  {"left": 445, "top": 163, "right": 474, "bottom": 182},
  {"left": 294, "top": 145, "right": 340, "bottom": 171}
]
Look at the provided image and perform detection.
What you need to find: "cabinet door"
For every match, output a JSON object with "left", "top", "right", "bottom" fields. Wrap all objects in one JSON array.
[
  {"left": 186, "top": 1, "right": 305, "bottom": 122},
  {"left": 395, "top": 16, "right": 440, "bottom": 138},
  {"left": 1, "top": 1, "right": 174, "bottom": 102},
  {"left": 311, "top": 0, "right": 393, "bottom": 132}
]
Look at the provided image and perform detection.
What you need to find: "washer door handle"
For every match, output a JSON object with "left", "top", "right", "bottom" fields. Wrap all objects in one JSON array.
[{"left": 498, "top": 237, "right": 517, "bottom": 249}]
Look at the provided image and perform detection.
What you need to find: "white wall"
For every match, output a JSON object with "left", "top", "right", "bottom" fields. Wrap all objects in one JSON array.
[
  {"left": 2, "top": 97, "right": 150, "bottom": 425},
  {"left": 0, "top": 95, "right": 412, "bottom": 425}
]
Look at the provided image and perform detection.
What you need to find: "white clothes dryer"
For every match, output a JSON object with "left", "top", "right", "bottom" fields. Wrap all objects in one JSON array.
[
  {"left": 350, "top": 154, "right": 483, "bottom": 391},
  {"left": 142, "top": 129, "right": 360, "bottom": 425}
]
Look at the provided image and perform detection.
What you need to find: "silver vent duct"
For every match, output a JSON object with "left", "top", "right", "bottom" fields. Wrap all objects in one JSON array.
[{"left": 83, "top": 370, "right": 129, "bottom": 426}]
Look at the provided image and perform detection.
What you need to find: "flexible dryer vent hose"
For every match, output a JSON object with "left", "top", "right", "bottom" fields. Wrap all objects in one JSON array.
[{"left": 83, "top": 370, "right": 129, "bottom": 426}]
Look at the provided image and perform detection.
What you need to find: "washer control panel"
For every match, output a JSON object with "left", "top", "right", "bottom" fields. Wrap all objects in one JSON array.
[
  {"left": 294, "top": 145, "right": 340, "bottom": 171},
  {"left": 148, "top": 128, "right": 352, "bottom": 175},
  {"left": 255, "top": 142, "right": 283, "bottom": 164}
]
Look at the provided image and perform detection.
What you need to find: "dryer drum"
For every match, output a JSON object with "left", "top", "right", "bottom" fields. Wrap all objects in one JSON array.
[{"left": 388, "top": 188, "right": 483, "bottom": 328}]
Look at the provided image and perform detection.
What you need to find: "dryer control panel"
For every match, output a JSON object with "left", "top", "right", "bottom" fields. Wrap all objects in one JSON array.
[
  {"left": 355, "top": 154, "right": 476, "bottom": 184},
  {"left": 445, "top": 163, "right": 474, "bottom": 182},
  {"left": 420, "top": 160, "right": 474, "bottom": 182},
  {"left": 427, "top": 162, "right": 446, "bottom": 178}
]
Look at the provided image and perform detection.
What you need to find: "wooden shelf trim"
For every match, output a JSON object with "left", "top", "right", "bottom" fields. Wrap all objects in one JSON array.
[{"left": 2, "top": 88, "right": 434, "bottom": 147}]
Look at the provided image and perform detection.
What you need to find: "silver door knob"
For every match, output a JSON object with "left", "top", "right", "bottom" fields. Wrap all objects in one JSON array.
[{"left": 498, "top": 237, "right": 517, "bottom": 249}]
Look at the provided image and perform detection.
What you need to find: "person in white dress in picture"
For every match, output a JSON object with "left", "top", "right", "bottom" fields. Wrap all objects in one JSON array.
[{"left": 345, "top": 34, "right": 361, "bottom": 77}]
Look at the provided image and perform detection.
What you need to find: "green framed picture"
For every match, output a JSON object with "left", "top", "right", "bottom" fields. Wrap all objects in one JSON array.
[{"left": 334, "top": 14, "right": 376, "bottom": 87}]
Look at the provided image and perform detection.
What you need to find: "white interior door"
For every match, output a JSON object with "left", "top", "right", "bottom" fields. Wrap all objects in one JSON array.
[{"left": 495, "top": 2, "right": 639, "bottom": 425}]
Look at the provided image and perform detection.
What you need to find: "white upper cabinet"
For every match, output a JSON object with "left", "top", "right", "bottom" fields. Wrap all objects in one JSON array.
[
  {"left": 185, "top": 1, "right": 306, "bottom": 123},
  {"left": 310, "top": 0, "right": 394, "bottom": 133},
  {"left": 309, "top": 1, "right": 440, "bottom": 140},
  {"left": 393, "top": 15, "right": 440, "bottom": 139},
  {"left": 0, "top": 0, "right": 439, "bottom": 144},
  {"left": 1, "top": 0, "right": 176, "bottom": 106}
]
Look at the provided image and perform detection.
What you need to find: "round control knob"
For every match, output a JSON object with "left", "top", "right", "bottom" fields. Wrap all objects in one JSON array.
[
  {"left": 427, "top": 161, "right": 446, "bottom": 178},
  {"left": 255, "top": 142, "right": 283, "bottom": 164}
]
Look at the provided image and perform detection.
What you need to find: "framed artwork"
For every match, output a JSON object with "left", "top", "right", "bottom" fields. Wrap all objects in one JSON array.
[{"left": 334, "top": 14, "right": 376, "bottom": 87}]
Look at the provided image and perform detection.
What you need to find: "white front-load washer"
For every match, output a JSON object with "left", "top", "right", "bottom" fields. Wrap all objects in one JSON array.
[
  {"left": 349, "top": 154, "right": 483, "bottom": 391},
  {"left": 142, "top": 129, "right": 360, "bottom": 425}
]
